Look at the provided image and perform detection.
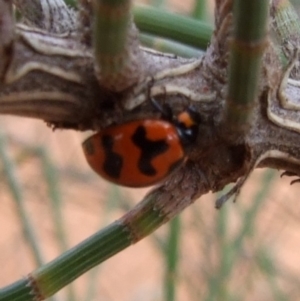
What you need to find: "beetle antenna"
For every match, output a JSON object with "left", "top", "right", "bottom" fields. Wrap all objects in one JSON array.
[{"left": 150, "top": 97, "right": 173, "bottom": 121}]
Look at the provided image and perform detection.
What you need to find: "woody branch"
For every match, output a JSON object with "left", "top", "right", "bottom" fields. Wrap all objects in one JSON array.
[{"left": 0, "top": 0, "right": 300, "bottom": 191}]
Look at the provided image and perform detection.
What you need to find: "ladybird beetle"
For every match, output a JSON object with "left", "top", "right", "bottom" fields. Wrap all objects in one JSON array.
[{"left": 82, "top": 102, "right": 200, "bottom": 187}]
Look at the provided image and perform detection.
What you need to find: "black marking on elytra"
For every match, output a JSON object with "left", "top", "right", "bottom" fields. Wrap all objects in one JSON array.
[
  {"left": 101, "top": 135, "right": 123, "bottom": 179},
  {"left": 131, "top": 126, "right": 169, "bottom": 176}
]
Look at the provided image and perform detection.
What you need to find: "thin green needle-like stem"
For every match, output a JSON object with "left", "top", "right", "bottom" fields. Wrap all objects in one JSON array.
[
  {"left": 0, "top": 221, "right": 131, "bottom": 301},
  {"left": 83, "top": 185, "right": 120, "bottom": 301},
  {"left": 134, "top": 5, "right": 212, "bottom": 50},
  {"left": 93, "top": 0, "right": 143, "bottom": 91},
  {"left": 39, "top": 148, "right": 68, "bottom": 252},
  {"left": 0, "top": 186, "right": 200, "bottom": 300},
  {"left": 223, "top": 0, "right": 269, "bottom": 137},
  {"left": 192, "top": 0, "right": 208, "bottom": 21},
  {"left": 93, "top": 0, "right": 131, "bottom": 61},
  {"left": 204, "top": 205, "right": 229, "bottom": 301},
  {"left": 140, "top": 33, "right": 203, "bottom": 58},
  {"left": 164, "top": 216, "right": 181, "bottom": 301},
  {"left": 0, "top": 134, "right": 45, "bottom": 267},
  {"left": 233, "top": 171, "right": 275, "bottom": 248},
  {"left": 216, "top": 206, "right": 231, "bottom": 299},
  {"left": 212, "top": 172, "right": 277, "bottom": 299},
  {"left": 150, "top": 0, "right": 165, "bottom": 8},
  {"left": 38, "top": 148, "right": 77, "bottom": 301},
  {"left": 256, "top": 249, "right": 288, "bottom": 301},
  {"left": 205, "top": 170, "right": 275, "bottom": 301}
]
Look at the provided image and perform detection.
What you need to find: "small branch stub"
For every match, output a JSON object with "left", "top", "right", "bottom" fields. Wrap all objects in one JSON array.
[{"left": 93, "top": 0, "right": 145, "bottom": 92}]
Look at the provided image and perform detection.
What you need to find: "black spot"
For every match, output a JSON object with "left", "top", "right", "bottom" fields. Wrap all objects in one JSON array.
[
  {"left": 132, "top": 126, "right": 169, "bottom": 176},
  {"left": 102, "top": 135, "right": 123, "bottom": 179}
]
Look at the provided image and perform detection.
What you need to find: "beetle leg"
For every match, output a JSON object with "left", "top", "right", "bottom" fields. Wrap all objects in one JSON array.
[
  {"left": 215, "top": 149, "right": 300, "bottom": 209},
  {"left": 281, "top": 170, "right": 300, "bottom": 185}
]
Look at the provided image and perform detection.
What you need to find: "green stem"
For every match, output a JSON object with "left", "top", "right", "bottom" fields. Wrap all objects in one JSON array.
[
  {"left": 140, "top": 33, "right": 204, "bottom": 58},
  {"left": 93, "top": 0, "right": 142, "bottom": 90},
  {"left": 38, "top": 148, "right": 78, "bottom": 301},
  {"left": 205, "top": 170, "right": 276, "bottom": 301},
  {"left": 223, "top": 0, "right": 269, "bottom": 137},
  {"left": 164, "top": 216, "right": 181, "bottom": 301},
  {"left": 0, "top": 186, "right": 200, "bottom": 300},
  {"left": 93, "top": 0, "right": 131, "bottom": 62},
  {"left": 0, "top": 134, "right": 44, "bottom": 267},
  {"left": 192, "top": 0, "right": 208, "bottom": 21},
  {"left": 134, "top": 5, "right": 212, "bottom": 50},
  {"left": 39, "top": 148, "right": 68, "bottom": 252}
]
